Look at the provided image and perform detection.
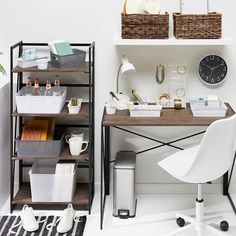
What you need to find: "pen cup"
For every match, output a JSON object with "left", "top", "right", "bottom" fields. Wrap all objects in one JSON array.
[{"left": 105, "top": 102, "right": 116, "bottom": 115}]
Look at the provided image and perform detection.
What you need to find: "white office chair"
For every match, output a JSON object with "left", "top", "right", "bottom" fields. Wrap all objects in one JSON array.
[{"left": 158, "top": 114, "right": 236, "bottom": 236}]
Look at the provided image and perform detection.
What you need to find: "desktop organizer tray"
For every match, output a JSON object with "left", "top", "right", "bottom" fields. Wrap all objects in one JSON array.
[
  {"left": 129, "top": 105, "right": 162, "bottom": 117},
  {"left": 190, "top": 100, "right": 228, "bottom": 117}
]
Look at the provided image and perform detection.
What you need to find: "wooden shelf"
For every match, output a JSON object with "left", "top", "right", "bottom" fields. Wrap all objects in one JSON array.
[
  {"left": 114, "top": 35, "right": 233, "bottom": 46},
  {"left": 12, "top": 62, "right": 90, "bottom": 73},
  {"left": 13, "top": 183, "right": 90, "bottom": 208},
  {"left": 12, "top": 146, "right": 90, "bottom": 162},
  {"left": 12, "top": 102, "right": 90, "bottom": 117}
]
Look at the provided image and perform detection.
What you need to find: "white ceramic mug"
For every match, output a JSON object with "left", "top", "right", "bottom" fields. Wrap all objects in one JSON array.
[
  {"left": 65, "top": 131, "right": 84, "bottom": 143},
  {"left": 67, "top": 136, "right": 88, "bottom": 156}
]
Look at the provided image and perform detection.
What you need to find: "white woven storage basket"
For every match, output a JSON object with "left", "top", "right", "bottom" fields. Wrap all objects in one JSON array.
[
  {"left": 29, "top": 162, "right": 76, "bottom": 202},
  {"left": 190, "top": 100, "right": 228, "bottom": 117},
  {"left": 130, "top": 105, "right": 162, "bottom": 117},
  {"left": 15, "top": 87, "right": 67, "bottom": 114}
]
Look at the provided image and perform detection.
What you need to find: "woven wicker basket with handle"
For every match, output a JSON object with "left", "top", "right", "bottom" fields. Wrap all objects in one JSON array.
[
  {"left": 173, "top": 0, "right": 222, "bottom": 39},
  {"left": 121, "top": 0, "right": 169, "bottom": 39}
]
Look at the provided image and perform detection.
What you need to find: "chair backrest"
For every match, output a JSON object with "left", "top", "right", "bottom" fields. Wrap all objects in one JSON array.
[{"left": 185, "top": 114, "right": 236, "bottom": 183}]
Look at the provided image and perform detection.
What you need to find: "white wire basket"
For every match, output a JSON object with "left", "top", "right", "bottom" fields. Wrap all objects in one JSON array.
[
  {"left": 129, "top": 105, "right": 162, "bottom": 117},
  {"left": 15, "top": 87, "right": 67, "bottom": 114},
  {"left": 190, "top": 100, "right": 228, "bottom": 117}
]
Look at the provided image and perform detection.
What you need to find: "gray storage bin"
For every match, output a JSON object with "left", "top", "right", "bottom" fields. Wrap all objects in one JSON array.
[
  {"left": 113, "top": 151, "right": 136, "bottom": 218},
  {"left": 50, "top": 48, "right": 86, "bottom": 68},
  {"left": 16, "top": 129, "right": 65, "bottom": 158}
]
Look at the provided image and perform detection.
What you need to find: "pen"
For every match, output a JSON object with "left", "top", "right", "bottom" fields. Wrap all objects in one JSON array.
[{"left": 110, "top": 91, "right": 119, "bottom": 101}]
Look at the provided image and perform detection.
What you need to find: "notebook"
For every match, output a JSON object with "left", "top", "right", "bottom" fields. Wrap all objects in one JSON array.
[{"left": 54, "top": 42, "right": 73, "bottom": 56}]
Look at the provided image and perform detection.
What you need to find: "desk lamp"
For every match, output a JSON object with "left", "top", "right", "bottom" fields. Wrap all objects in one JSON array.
[{"left": 116, "top": 55, "right": 135, "bottom": 94}]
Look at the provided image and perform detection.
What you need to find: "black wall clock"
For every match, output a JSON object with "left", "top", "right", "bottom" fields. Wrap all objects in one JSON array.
[{"left": 198, "top": 55, "right": 228, "bottom": 85}]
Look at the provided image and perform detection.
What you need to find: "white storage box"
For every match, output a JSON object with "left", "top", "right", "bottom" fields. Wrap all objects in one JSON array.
[
  {"left": 18, "top": 58, "right": 37, "bottom": 68},
  {"left": 129, "top": 105, "right": 162, "bottom": 117},
  {"left": 16, "top": 87, "right": 67, "bottom": 114},
  {"left": 29, "top": 162, "right": 76, "bottom": 202},
  {"left": 190, "top": 100, "right": 228, "bottom": 117},
  {"left": 67, "top": 98, "right": 82, "bottom": 114}
]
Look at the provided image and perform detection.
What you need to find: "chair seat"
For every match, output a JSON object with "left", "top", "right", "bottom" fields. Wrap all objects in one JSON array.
[{"left": 158, "top": 145, "right": 200, "bottom": 183}]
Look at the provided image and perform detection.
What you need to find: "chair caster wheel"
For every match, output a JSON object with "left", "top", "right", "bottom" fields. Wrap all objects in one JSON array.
[
  {"left": 220, "top": 221, "right": 229, "bottom": 231},
  {"left": 176, "top": 217, "right": 185, "bottom": 227}
]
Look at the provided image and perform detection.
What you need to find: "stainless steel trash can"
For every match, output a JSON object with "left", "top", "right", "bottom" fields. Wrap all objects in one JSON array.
[{"left": 113, "top": 151, "right": 136, "bottom": 218}]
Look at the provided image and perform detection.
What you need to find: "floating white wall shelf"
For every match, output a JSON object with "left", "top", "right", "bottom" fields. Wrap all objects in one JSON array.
[{"left": 114, "top": 35, "right": 233, "bottom": 46}]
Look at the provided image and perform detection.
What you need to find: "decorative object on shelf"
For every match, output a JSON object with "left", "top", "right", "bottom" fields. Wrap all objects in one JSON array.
[
  {"left": 116, "top": 55, "right": 135, "bottom": 94},
  {"left": 66, "top": 136, "right": 88, "bottom": 156},
  {"left": 156, "top": 64, "right": 165, "bottom": 84},
  {"left": 197, "top": 55, "right": 227, "bottom": 85},
  {"left": 190, "top": 96, "right": 227, "bottom": 117},
  {"left": 67, "top": 98, "right": 82, "bottom": 114},
  {"left": 122, "top": 0, "right": 169, "bottom": 39},
  {"left": 173, "top": 0, "right": 222, "bottom": 39}
]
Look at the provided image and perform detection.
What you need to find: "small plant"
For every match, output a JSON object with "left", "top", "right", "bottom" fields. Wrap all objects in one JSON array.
[
  {"left": 0, "top": 52, "right": 6, "bottom": 75},
  {"left": 0, "top": 64, "right": 6, "bottom": 75}
]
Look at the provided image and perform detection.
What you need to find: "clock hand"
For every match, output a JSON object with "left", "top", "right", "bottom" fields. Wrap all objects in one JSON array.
[
  {"left": 205, "top": 63, "right": 213, "bottom": 70},
  {"left": 213, "top": 63, "right": 224, "bottom": 70}
]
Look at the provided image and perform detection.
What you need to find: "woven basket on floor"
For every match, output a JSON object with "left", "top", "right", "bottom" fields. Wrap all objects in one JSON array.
[
  {"left": 121, "top": 13, "right": 169, "bottom": 39},
  {"left": 173, "top": 12, "right": 222, "bottom": 39}
]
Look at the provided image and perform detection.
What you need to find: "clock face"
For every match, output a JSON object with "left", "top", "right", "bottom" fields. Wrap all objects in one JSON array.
[{"left": 198, "top": 55, "right": 228, "bottom": 85}]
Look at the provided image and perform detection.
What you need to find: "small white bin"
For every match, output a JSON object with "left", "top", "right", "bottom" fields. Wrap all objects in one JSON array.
[
  {"left": 67, "top": 99, "right": 82, "bottom": 114},
  {"left": 29, "top": 162, "right": 76, "bottom": 202},
  {"left": 16, "top": 87, "right": 67, "bottom": 114}
]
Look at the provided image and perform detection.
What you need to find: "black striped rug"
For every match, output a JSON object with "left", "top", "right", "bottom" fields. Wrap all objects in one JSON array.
[{"left": 0, "top": 215, "right": 86, "bottom": 236}]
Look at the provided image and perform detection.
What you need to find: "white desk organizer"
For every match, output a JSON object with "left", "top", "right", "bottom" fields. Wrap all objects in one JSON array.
[
  {"left": 190, "top": 99, "right": 227, "bottom": 117},
  {"left": 129, "top": 105, "right": 162, "bottom": 117}
]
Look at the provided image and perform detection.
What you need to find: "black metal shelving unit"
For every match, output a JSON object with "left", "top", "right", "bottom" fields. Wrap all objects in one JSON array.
[{"left": 10, "top": 41, "right": 95, "bottom": 213}]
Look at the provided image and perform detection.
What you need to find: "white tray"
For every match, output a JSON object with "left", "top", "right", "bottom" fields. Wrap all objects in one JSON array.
[
  {"left": 130, "top": 105, "right": 162, "bottom": 117},
  {"left": 190, "top": 101, "right": 228, "bottom": 117},
  {"left": 15, "top": 87, "right": 67, "bottom": 114}
]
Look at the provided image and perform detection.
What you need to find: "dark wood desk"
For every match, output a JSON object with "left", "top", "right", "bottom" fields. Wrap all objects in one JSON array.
[{"left": 100, "top": 103, "right": 235, "bottom": 229}]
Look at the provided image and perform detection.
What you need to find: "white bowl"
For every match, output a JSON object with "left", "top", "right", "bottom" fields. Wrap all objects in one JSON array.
[{"left": 36, "top": 59, "right": 48, "bottom": 70}]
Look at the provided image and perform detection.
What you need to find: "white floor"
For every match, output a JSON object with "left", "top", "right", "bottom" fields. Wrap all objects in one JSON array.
[{"left": 2, "top": 194, "right": 236, "bottom": 236}]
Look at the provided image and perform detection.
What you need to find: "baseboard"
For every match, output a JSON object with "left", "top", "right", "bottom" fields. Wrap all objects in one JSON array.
[{"left": 94, "top": 183, "right": 236, "bottom": 194}]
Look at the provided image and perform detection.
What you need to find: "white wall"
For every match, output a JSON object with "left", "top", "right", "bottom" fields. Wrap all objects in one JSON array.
[{"left": 0, "top": 0, "right": 236, "bottom": 196}]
